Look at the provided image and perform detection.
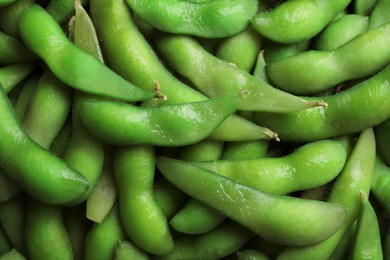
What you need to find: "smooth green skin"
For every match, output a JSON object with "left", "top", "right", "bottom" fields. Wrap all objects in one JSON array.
[
  {"left": 354, "top": 0, "right": 378, "bottom": 15},
  {"left": 0, "top": 85, "right": 89, "bottom": 204},
  {"left": 193, "top": 139, "right": 347, "bottom": 195},
  {"left": 255, "top": 64, "right": 390, "bottom": 142},
  {"left": 348, "top": 192, "right": 383, "bottom": 260},
  {"left": 18, "top": 4, "right": 153, "bottom": 102},
  {"left": 314, "top": 14, "right": 369, "bottom": 51},
  {"left": 63, "top": 204, "right": 91, "bottom": 260},
  {"left": 371, "top": 158, "right": 390, "bottom": 214},
  {"left": 263, "top": 39, "right": 311, "bottom": 63},
  {"left": 25, "top": 199, "right": 73, "bottom": 260},
  {"left": 266, "top": 22, "right": 390, "bottom": 94},
  {"left": 154, "top": 221, "right": 254, "bottom": 260},
  {"left": 277, "top": 128, "right": 375, "bottom": 260},
  {"left": 251, "top": 0, "right": 351, "bottom": 44},
  {"left": 79, "top": 95, "right": 239, "bottom": 146},
  {"left": 0, "top": 63, "right": 35, "bottom": 93},
  {"left": 64, "top": 0, "right": 105, "bottom": 204},
  {"left": 22, "top": 69, "right": 71, "bottom": 149},
  {"left": 90, "top": 0, "right": 276, "bottom": 142},
  {"left": 157, "top": 157, "right": 347, "bottom": 246},
  {"left": 221, "top": 139, "right": 269, "bottom": 160},
  {"left": 0, "top": 196, "right": 25, "bottom": 254},
  {"left": 0, "top": 0, "right": 15, "bottom": 6},
  {"left": 84, "top": 205, "right": 127, "bottom": 260},
  {"left": 252, "top": 50, "right": 269, "bottom": 83},
  {"left": 48, "top": 118, "right": 72, "bottom": 157},
  {"left": 237, "top": 249, "right": 271, "bottom": 260},
  {"left": 86, "top": 147, "right": 117, "bottom": 223},
  {"left": 46, "top": 0, "right": 88, "bottom": 23},
  {"left": 0, "top": 31, "right": 36, "bottom": 65},
  {"left": 113, "top": 241, "right": 149, "bottom": 260},
  {"left": 170, "top": 140, "right": 225, "bottom": 235},
  {"left": 13, "top": 72, "right": 39, "bottom": 120},
  {"left": 113, "top": 146, "right": 173, "bottom": 255},
  {"left": 125, "top": 0, "right": 258, "bottom": 38},
  {"left": 368, "top": 0, "right": 390, "bottom": 29},
  {"left": 0, "top": 0, "right": 34, "bottom": 37},
  {"left": 328, "top": 222, "right": 356, "bottom": 260},
  {"left": 216, "top": 26, "right": 262, "bottom": 73},
  {"left": 0, "top": 170, "right": 20, "bottom": 202},
  {"left": 154, "top": 32, "right": 325, "bottom": 113},
  {"left": 0, "top": 248, "right": 26, "bottom": 260}
]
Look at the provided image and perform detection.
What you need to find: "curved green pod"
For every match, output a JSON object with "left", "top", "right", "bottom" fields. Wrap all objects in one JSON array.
[
  {"left": 18, "top": 4, "right": 154, "bottom": 102},
  {"left": 0, "top": 62, "right": 35, "bottom": 93},
  {"left": 192, "top": 139, "right": 347, "bottom": 195},
  {"left": 0, "top": 83, "right": 89, "bottom": 204},
  {"left": 154, "top": 32, "right": 326, "bottom": 113},
  {"left": 79, "top": 95, "right": 239, "bottom": 146},
  {"left": 266, "top": 22, "right": 390, "bottom": 94},
  {"left": 156, "top": 157, "right": 347, "bottom": 247},
  {"left": 368, "top": 0, "right": 390, "bottom": 29},
  {"left": 46, "top": 0, "right": 88, "bottom": 24},
  {"left": 0, "top": 0, "right": 34, "bottom": 37},
  {"left": 113, "top": 241, "right": 149, "bottom": 260},
  {"left": 0, "top": 0, "right": 16, "bottom": 7},
  {"left": 124, "top": 0, "right": 258, "bottom": 38},
  {"left": 255, "top": 64, "right": 390, "bottom": 142},
  {"left": 89, "top": 0, "right": 277, "bottom": 142},
  {"left": 0, "top": 30, "right": 36, "bottom": 65},
  {"left": 371, "top": 158, "right": 390, "bottom": 214},
  {"left": 251, "top": 0, "right": 351, "bottom": 44}
]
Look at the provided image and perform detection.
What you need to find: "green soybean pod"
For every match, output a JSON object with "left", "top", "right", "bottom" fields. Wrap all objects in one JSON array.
[
  {"left": 0, "top": 84, "right": 89, "bottom": 204},
  {"left": 48, "top": 118, "right": 72, "bottom": 158},
  {"left": 154, "top": 32, "right": 326, "bottom": 113},
  {"left": 216, "top": 26, "right": 262, "bottom": 73},
  {"left": 368, "top": 0, "right": 390, "bottom": 29},
  {"left": 113, "top": 145, "right": 173, "bottom": 255},
  {"left": 193, "top": 139, "right": 347, "bottom": 195},
  {"left": 0, "top": 0, "right": 34, "bottom": 37},
  {"left": 0, "top": 0, "right": 15, "bottom": 7},
  {"left": 375, "top": 118, "right": 390, "bottom": 165},
  {"left": 314, "top": 14, "right": 369, "bottom": 51},
  {"left": 84, "top": 204, "right": 127, "bottom": 260},
  {"left": 113, "top": 241, "right": 149, "bottom": 260},
  {"left": 89, "top": 0, "right": 277, "bottom": 142},
  {"left": 251, "top": 0, "right": 351, "bottom": 44},
  {"left": 266, "top": 22, "right": 390, "bottom": 94},
  {"left": 237, "top": 249, "right": 271, "bottom": 260},
  {"left": 24, "top": 199, "right": 73, "bottom": 260},
  {"left": 0, "top": 248, "right": 26, "bottom": 260},
  {"left": 348, "top": 191, "right": 383, "bottom": 260},
  {"left": 13, "top": 72, "right": 40, "bottom": 120},
  {"left": 277, "top": 128, "right": 376, "bottom": 260},
  {"left": 0, "top": 31, "right": 36, "bottom": 65},
  {"left": 153, "top": 221, "right": 254, "bottom": 260},
  {"left": 79, "top": 95, "right": 240, "bottom": 147},
  {"left": 263, "top": 39, "right": 311, "bottom": 63},
  {"left": 354, "top": 0, "right": 378, "bottom": 15},
  {"left": 18, "top": 4, "right": 154, "bottom": 102},
  {"left": 157, "top": 157, "right": 347, "bottom": 246},
  {"left": 0, "top": 63, "right": 35, "bottom": 93},
  {"left": 0, "top": 195, "right": 25, "bottom": 254},
  {"left": 0, "top": 171, "right": 19, "bottom": 202},
  {"left": 255, "top": 64, "right": 390, "bottom": 142},
  {"left": 64, "top": 0, "right": 105, "bottom": 203},
  {"left": 46, "top": 0, "right": 88, "bottom": 23},
  {"left": 327, "top": 222, "right": 356, "bottom": 260},
  {"left": 125, "top": 0, "right": 258, "bottom": 38}
]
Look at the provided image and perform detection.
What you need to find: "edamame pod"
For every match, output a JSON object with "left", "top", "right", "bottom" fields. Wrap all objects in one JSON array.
[
  {"left": 18, "top": 4, "right": 154, "bottom": 102},
  {"left": 368, "top": 0, "right": 390, "bottom": 29},
  {"left": 255, "top": 64, "right": 390, "bottom": 142},
  {"left": 0, "top": 0, "right": 34, "bottom": 37},
  {"left": 125, "top": 0, "right": 258, "bottom": 38},
  {"left": 79, "top": 95, "right": 239, "bottom": 146},
  {"left": 0, "top": 0, "right": 15, "bottom": 7},
  {"left": 251, "top": 0, "right": 351, "bottom": 44},
  {"left": 154, "top": 32, "right": 326, "bottom": 113},
  {"left": 0, "top": 84, "right": 89, "bottom": 205},
  {"left": 113, "top": 241, "right": 149, "bottom": 260},
  {"left": 266, "top": 22, "right": 390, "bottom": 94},
  {"left": 46, "top": 0, "right": 88, "bottom": 23},
  {"left": 0, "top": 30, "right": 36, "bottom": 65},
  {"left": 0, "top": 63, "right": 35, "bottom": 93},
  {"left": 157, "top": 157, "right": 347, "bottom": 246},
  {"left": 371, "top": 158, "right": 390, "bottom": 214},
  {"left": 354, "top": 0, "right": 378, "bottom": 15},
  {"left": 192, "top": 139, "right": 347, "bottom": 195}
]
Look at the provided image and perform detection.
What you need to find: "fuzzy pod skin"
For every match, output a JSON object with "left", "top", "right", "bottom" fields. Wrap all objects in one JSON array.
[
  {"left": 251, "top": 0, "right": 351, "bottom": 44},
  {"left": 192, "top": 139, "right": 347, "bottom": 195},
  {"left": 266, "top": 22, "right": 390, "bottom": 94},
  {"left": 79, "top": 95, "right": 239, "bottom": 146},
  {"left": 89, "top": 0, "right": 277, "bottom": 142},
  {"left": 255, "top": 64, "right": 390, "bottom": 142},
  {"left": 18, "top": 4, "right": 154, "bottom": 102},
  {"left": 125, "top": 0, "right": 258, "bottom": 38},
  {"left": 157, "top": 157, "right": 347, "bottom": 247}
]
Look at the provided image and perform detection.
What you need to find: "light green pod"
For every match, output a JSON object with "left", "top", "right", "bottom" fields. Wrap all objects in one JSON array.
[
  {"left": 113, "top": 241, "right": 149, "bottom": 260},
  {"left": 370, "top": 158, "right": 390, "bottom": 214},
  {"left": 0, "top": 30, "right": 36, "bottom": 65},
  {"left": 0, "top": 248, "right": 26, "bottom": 260},
  {"left": 237, "top": 249, "right": 271, "bottom": 260},
  {"left": 0, "top": 0, "right": 34, "bottom": 37},
  {"left": 0, "top": 63, "right": 35, "bottom": 93},
  {"left": 157, "top": 157, "right": 347, "bottom": 246},
  {"left": 368, "top": 0, "right": 390, "bottom": 29},
  {"left": 192, "top": 139, "right": 347, "bottom": 195}
]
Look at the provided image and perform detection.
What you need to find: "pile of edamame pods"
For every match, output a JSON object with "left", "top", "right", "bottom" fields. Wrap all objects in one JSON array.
[{"left": 1, "top": 0, "right": 390, "bottom": 259}]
